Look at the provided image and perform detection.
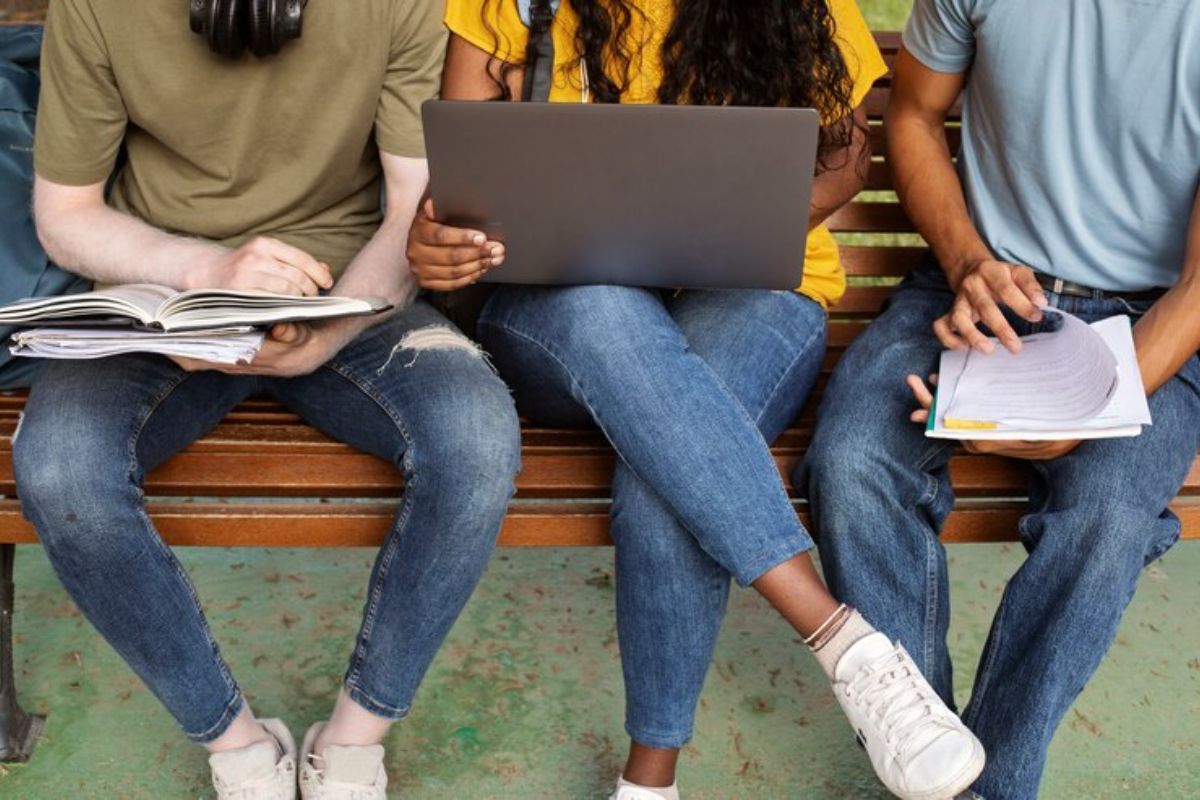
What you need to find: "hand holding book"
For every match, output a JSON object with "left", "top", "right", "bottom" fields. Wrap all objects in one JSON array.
[{"left": 0, "top": 284, "right": 392, "bottom": 365}]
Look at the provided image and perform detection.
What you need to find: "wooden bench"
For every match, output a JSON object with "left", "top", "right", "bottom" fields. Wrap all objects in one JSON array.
[{"left": 1, "top": 31, "right": 1197, "bottom": 763}]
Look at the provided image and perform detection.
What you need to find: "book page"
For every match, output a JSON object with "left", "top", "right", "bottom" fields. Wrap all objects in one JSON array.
[
  {"left": 157, "top": 291, "right": 390, "bottom": 332},
  {"left": 0, "top": 283, "right": 174, "bottom": 327},
  {"left": 941, "top": 308, "right": 1118, "bottom": 428}
]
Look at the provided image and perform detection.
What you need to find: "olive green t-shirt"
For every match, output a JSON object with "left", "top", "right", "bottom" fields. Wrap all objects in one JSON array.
[{"left": 34, "top": 0, "right": 447, "bottom": 278}]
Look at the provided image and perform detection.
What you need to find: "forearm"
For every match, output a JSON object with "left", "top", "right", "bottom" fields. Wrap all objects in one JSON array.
[
  {"left": 318, "top": 156, "right": 426, "bottom": 351},
  {"left": 1134, "top": 277, "right": 1200, "bottom": 395},
  {"left": 322, "top": 216, "right": 418, "bottom": 346},
  {"left": 888, "top": 114, "right": 991, "bottom": 287},
  {"left": 809, "top": 107, "right": 870, "bottom": 230},
  {"left": 886, "top": 51, "right": 990, "bottom": 289},
  {"left": 1134, "top": 190, "right": 1200, "bottom": 394},
  {"left": 33, "top": 182, "right": 223, "bottom": 289}
]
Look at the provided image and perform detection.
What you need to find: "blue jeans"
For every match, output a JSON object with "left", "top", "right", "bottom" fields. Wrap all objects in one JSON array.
[
  {"left": 803, "top": 261, "right": 1200, "bottom": 799},
  {"left": 477, "top": 285, "right": 826, "bottom": 748},
  {"left": 13, "top": 301, "right": 521, "bottom": 742}
]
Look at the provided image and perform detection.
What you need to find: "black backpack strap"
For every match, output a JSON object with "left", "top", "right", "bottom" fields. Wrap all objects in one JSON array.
[{"left": 521, "top": 0, "right": 557, "bottom": 102}]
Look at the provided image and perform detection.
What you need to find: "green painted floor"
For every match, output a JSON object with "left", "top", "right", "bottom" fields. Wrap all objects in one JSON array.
[{"left": 2, "top": 542, "right": 1197, "bottom": 799}]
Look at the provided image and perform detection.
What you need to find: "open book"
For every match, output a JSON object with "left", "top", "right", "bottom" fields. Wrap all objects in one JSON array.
[
  {"left": 926, "top": 308, "right": 1152, "bottom": 441},
  {"left": 0, "top": 284, "right": 390, "bottom": 332},
  {"left": 0, "top": 284, "right": 391, "bottom": 365}
]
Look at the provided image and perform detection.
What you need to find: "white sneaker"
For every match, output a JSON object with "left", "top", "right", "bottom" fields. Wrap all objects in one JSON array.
[
  {"left": 832, "top": 633, "right": 985, "bottom": 800},
  {"left": 209, "top": 718, "right": 297, "bottom": 800},
  {"left": 608, "top": 777, "right": 680, "bottom": 800},
  {"left": 299, "top": 722, "right": 387, "bottom": 800}
]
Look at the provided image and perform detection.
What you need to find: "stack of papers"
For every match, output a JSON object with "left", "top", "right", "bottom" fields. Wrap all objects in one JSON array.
[
  {"left": 927, "top": 308, "right": 1152, "bottom": 440},
  {"left": 11, "top": 327, "right": 265, "bottom": 365},
  {"left": 0, "top": 284, "right": 392, "bottom": 365}
]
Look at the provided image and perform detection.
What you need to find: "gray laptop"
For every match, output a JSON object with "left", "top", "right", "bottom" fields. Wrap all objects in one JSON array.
[{"left": 422, "top": 100, "right": 821, "bottom": 290}]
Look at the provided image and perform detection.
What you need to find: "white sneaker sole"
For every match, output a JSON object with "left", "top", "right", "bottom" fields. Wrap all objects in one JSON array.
[{"left": 900, "top": 735, "right": 986, "bottom": 800}]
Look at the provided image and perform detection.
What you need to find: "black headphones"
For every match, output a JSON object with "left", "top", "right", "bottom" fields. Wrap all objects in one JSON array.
[{"left": 189, "top": 0, "right": 307, "bottom": 59}]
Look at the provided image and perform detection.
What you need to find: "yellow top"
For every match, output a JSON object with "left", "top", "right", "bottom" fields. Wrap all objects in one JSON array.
[{"left": 444, "top": 0, "right": 887, "bottom": 307}]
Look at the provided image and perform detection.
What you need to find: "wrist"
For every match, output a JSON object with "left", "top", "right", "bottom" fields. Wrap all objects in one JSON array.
[
  {"left": 180, "top": 245, "right": 231, "bottom": 291},
  {"left": 314, "top": 317, "right": 360, "bottom": 355},
  {"left": 941, "top": 250, "right": 994, "bottom": 291}
]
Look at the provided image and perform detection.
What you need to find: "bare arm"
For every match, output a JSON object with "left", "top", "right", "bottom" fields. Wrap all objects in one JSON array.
[
  {"left": 32, "top": 177, "right": 332, "bottom": 295},
  {"left": 315, "top": 152, "right": 428, "bottom": 350},
  {"left": 887, "top": 49, "right": 984, "bottom": 283},
  {"left": 441, "top": 32, "right": 521, "bottom": 100},
  {"left": 1133, "top": 187, "right": 1200, "bottom": 395},
  {"left": 887, "top": 47, "right": 1045, "bottom": 354},
  {"left": 809, "top": 105, "right": 871, "bottom": 230}
]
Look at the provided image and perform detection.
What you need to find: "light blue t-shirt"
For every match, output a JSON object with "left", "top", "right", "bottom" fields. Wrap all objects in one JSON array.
[{"left": 905, "top": 0, "right": 1200, "bottom": 291}]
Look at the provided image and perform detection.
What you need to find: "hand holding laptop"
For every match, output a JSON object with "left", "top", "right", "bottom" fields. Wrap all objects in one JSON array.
[{"left": 407, "top": 198, "right": 506, "bottom": 292}]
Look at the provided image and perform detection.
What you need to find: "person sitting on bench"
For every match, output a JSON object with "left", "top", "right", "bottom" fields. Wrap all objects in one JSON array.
[
  {"left": 407, "top": 2, "right": 985, "bottom": 799},
  {"left": 804, "top": 1, "right": 1200, "bottom": 797},
  {"left": 13, "top": 1, "right": 521, "bottom": 798}
]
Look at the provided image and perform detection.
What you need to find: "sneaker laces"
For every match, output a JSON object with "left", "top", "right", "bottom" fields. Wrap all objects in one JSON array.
[{"left": 845, "top": 646, "right": 952, "bottom": 757}]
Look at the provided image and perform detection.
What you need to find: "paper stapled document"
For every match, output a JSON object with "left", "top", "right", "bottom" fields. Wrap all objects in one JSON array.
[{"left": 926, "top": 308, "right": 1152, "bottom": 441}]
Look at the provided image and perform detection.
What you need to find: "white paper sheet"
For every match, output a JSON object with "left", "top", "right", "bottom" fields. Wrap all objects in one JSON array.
[
  {"left": 927, "top": 311, "right": 1151, "bottom": 441},
  {"left": 10, "top": 326, "right": 265, "bottom": 365}
]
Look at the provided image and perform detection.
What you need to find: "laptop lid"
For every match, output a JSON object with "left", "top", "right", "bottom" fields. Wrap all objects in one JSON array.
[{"left": 423, "top": 101, "right": 821, "bottom": 291}]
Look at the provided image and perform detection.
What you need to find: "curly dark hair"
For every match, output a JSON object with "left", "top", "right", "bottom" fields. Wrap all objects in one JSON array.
[{"left": 481, "top": 0, "right": 862, "bottom": 170}]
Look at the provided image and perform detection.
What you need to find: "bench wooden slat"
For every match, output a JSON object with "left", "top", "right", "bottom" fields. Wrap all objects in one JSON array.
[
  {"left": 841, "top": 245, "right": 925, "bottom": 276},
  {"left": 830, "top": 284, "right": 896, "bottom": 314},
  {"left": 828, "top": 201, "right": 915, "bottom": 234},
  {"left": 2, "top": 498, "right": 1195, "bottom": 548},
  {"left": 2, "top": 423, "right": 1195, "bottom": 501}
]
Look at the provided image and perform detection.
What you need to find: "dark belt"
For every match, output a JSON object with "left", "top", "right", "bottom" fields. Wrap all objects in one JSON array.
[{"left": 1033, "top": 272, "right": 1166, "bottom": 302}]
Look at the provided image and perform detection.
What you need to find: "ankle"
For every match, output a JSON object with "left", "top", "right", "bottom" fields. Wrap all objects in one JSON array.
[
  {"left": 312, "top": 723, "right": 375, "bottom": 758},
  {"left": 623, "top": 741, "right": 679, "bottom": 788},
  {"left": 810, "top": 608, "right": 876, "bottom": 679},
  {"left": 312, "top": 689, "right": 393, "bottom": 754},
  {"left": 206, "top": 708, "right": 275, "bottom": 754},
  {"left": 621, "top": 769, "right": 677, "bottom": 789}
]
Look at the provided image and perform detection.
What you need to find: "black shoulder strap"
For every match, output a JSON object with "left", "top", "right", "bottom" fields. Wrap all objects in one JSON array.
[{"left": 521, "top": 0, "right": 556, "bottom": 102}]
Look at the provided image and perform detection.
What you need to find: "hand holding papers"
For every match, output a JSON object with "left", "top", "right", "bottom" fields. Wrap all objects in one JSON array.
[{"left": 926, "top": 308, "right": 1152, "bottom": 441}]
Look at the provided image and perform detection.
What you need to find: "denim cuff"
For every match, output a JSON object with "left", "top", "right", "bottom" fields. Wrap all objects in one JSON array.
[
  {"left": 184, "top": 691, "right": 246, "bottom": 744},
  {"left": 734, "top": 535, "right": 815, "bottom": 588},
  {"left": 625, "top": 721, "right": 694, "bottom": 751},
  {"left": 343, "top": 680, "right": 412, "bottom": 722}
]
